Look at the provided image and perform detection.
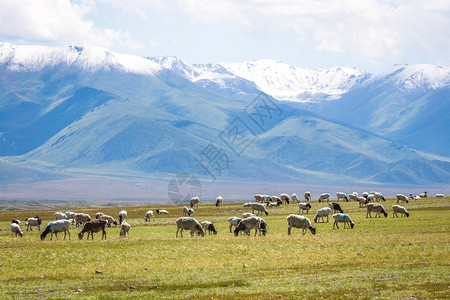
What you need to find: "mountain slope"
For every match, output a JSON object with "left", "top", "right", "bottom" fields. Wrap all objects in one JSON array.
[{"left": 313, "top": 64, "right": 450, "bottom": 156}]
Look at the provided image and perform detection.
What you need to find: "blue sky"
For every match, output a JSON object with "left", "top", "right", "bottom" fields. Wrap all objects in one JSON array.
[{"left": 0, "top": 0, "right": 449, "bottom": 72}]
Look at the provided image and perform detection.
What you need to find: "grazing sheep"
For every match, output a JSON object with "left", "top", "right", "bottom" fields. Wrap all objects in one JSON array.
[
  {"left": 41, "top": 220, "right": 71, "bottom": 240},
  {"left": 271, "top": 196, "right": 282, "bottom": 204},
  {"left": 25, "top": 216, "right": 42, "bottom": 231},
  {"left": 358, "top": 197, "right": 368, "bottom": 208},
  {"left": 367, "top": 194, "right": 375, "bottom": 203},
  {"left": 298, "top": 203, "right": 312, "bottom": 214},
  {"left": 259, "top": 218, "right": 267, "bottom": 236},
  {"left": 74, "top": 213, "right": 91, "bottom": 227},
  {"left": 362, "top": 192, "right": 369, "bottom": 199},
  {"left": 156, "top": 209, "right": 169, "bottom": 215},
  {"left": 268, "top": 202, "right": 280, "bottom": 208},
  {"left": 254, "top": 194, "right": 263, "bottom": 202},
  {"left": 318, "top": 193, "right": 330, "bottom": 203},
  {"left": 145, "top": 210, "right": 155, "bottom": 222},
  {"left": 329, "top": 202, "right": 343, "bottom": 214},
  {"left": 78, "top": 219, "right": 107, "bottom": 240},
  {"left": 414, "top": 195, "right": 421, "bottom": 201},
  {"left": 228, "top": 217, "right": 241, "bottom": 233},
  {"left": 336, "top": 192, "right": 348, "bottom": 202},
  {"left": 65, "top": 211, "right": 76, "bottom": 219},
  {"left": 242, "top": 213, "right": 256, "bottom": 218},
  {"left": 314, "top": 207, "right": 332, "bottom": 223},
  {"left": 396, "top": 194, "right": 409, "bottom": 203},
  {"left": 190, "top": 197, "right": 200, "bottom": 208},
  {"left": 120, "top": 221, "right": 131, "bottom": 237},
  {"left": 99, "top": 215, "right": 118, "bottom": 227},
  {"left": 419, "top": 192, "right": 428, "bottom": 198},
  {"left": 118, "top": 210, "right": 127, "bottom": 225},
  {"left": 392, "top": 205, "right": 410, "bottom": 218},
  {"left": 234, "top": 216, "right": 262, "bottom": 236},
  {"left": 280, "top": 193, "right": 290, "bottom": 205},
  {"left": 366, "top": 203, "right": 388, "bottom": 218},
  {"left": 54, "top": 212, "right": 67, "bottom": 220},
  {"left": 304, "top": 191, "right": 311, "bottom": 202},
  {"left": 332, "top": 213, "right": 355, "bottom": 229},
  {"left": 251, "top": 203, "right": 269, "bottom": 216},
  {"left": 242, "top": 202, "right": 253, "bottom": 207},
  {"left": 215, "top": 196, "right": 223, "bottom": 207},
  {"left": 436, "top": 193, "right": 444, "bottom": 198},
  {"left": 182, "top": 206, "right": 194, "bottom": 216},
  {"left": 291, "top": 193, "right": 299, "bottom": 203},
  {"left": 95, "top": 212, "right": 104, "bottom": 219},
  {"left": 10, "top": 223, "right": 23, "bottom": 237},
  {"left": 287, "top": 214, "right": 316, "bottom": 235},
  {"left": 12, "top": 219, "right": 20, "bottom": 224},
  {"left": 349, "top": 193, "right": 359, "bottom": 202},
  {"left": 176, "top": 217, "right": 204, "bottom": 238},
  {"left": 201, "top": 221, "right": 218, "bottom": 235},
  {"left": 374, "top": 192, "right": 386, "bottom": 202}
]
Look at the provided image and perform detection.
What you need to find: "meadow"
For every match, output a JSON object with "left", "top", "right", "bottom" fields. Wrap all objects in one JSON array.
[{"left": 0, "top": 197, "right": 449, "bottom": 299}]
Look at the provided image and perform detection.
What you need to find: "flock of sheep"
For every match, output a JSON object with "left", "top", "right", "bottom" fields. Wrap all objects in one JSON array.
[{"left": 7, "top": 191, "right": 444, "bottom": 239}]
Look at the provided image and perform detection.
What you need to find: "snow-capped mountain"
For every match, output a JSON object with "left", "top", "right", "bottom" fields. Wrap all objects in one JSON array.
[
  {"left": 0, "top": 42, "right": 161, "bottom": 75},
  {"left": 0, "top": 43, "right": 449, "bottom": 188},
  {"left": 148, "top": 56, "right": 369, "bottom": 102},
  {"left": 222, "top": 60, "right": 369, "bottom": 102}
]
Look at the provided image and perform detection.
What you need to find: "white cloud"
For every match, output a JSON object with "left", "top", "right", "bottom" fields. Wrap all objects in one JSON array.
[
  {"left": 105, "top": 0, "right": 450, "bottom": 66},
  {"left": 0, "top": 0, "right": 127, "bottom": 47}
]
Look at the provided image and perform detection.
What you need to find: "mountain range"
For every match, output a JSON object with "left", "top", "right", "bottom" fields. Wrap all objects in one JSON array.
[{"left": 0, "top": 42, "right": 449, "bottom": 194}]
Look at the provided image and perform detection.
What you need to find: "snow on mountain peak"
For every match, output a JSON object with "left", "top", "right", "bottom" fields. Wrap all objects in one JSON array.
[
  {"left": 221, "top": 60, "right": 368, "bottom": 102},
  {"left": 0, "top": 42, "right": 161, "bottom": 75}
]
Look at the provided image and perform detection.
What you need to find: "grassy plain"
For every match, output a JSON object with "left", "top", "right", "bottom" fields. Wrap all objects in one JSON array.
[{"left": 0, "top": 197, "right": 449, "bottom": 299}]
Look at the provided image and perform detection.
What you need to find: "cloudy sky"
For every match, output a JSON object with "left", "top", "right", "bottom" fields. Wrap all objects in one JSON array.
[{"left": 0, "top": 0, "right": 448, "bottom": 72}]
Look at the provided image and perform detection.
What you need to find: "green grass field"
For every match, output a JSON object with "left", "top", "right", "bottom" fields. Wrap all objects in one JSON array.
[{"left": 0, "top": 197, "right": 449, "bottom": 299}]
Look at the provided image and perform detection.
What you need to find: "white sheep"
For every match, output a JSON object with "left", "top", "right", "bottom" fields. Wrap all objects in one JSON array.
[
  {"left": 25, "top": 216, "right": 42, "bottom": 231},
  {"left": 392, "top": 205, "right": 410, "bottom": 218},
  {"left": 367, "top": 194, "right": 375, "bottom": 203},
  {"left": 419, "top": 192, "right": 428, "bottom": 198},
  {"left": 120, "top": 221, "right": 131, "bottom": 237},
  {"left": 271, "top": 196, "right": 282, "bottom": 204},
  {"left": 287, "top": 214, "right": 316, "bottom": 235},
  {"left": 414, "top": 195, "right": 421, "bottom": 201},
  {"left": 358, "top": 197, "right": 368, "bottom": 208},
  {"left": 234, "top": 216, "right": 262, "bottom": 236},
  {"left": 10, "top": 223, "right": 23, "bottom": 237},
  {"left": 145, "top": 210, "right": 155, "bottom": 222},
  {"left": 118, "top": 210, "right": 127, "bottom": 224},
  {"left": 436, "top": 193, "right": 444, "bottom": 198},
  {"left": 95, "top": 212, "right": 105, "bottom": 219},
  {"left": 190, "top": 197, "right": 200, "bottom": 208},
  {"left": 396, "top": 194, "right": 409, "bottom": 203},
  {"left": 332, "top": 213, "right": 355, "bottom": 229},
  {"left": 291, "top": 193, "right": 299, "bottom": 203},
  {"left": 54, "top": 212, "right": 67, "bottom": 220},
  {"left": 251, "top": 203, "right": 269, "bottom": 216},
  {"left": 201, "top": 221, "right": 218, "bottom": 235},
  {"left": 215, "top": 196, "right": 223, "bottom": 207},
  {"left": 298, "top": 203, "right": 312, "bottom": 214},
  {"left": 313, "top": 207, "right": 331, "bottom": 223},
  {"left": 304, "top": 191, "right": 311, "bottom": 201},
  {"left": 156, "top": 209, "right": 169, "bottom": 215},
  {"left": 65, "top": 211, "right": 76, "bottom": 219},
  {"left": 280, "top": 193, "right": 290, "bottom": 205},
  {"left": 242, "top": 213, "right": 256, "bottom": 218},
  {"left": 374, "top": 192, "right": 386, "bottom": 202},
  {"left": 366, "top": 203, "right": 388, "bottom": 218},
  {"left": 99, "top": 215, "right": 118, "bottom": 227},
  {"left": 74, "top": 213, "right": 91, "bottom": 227},
  {"left": 182, "top": 206, "right": 194, "bottom": 216},
  {"left": 336, "top": 192, "right": 348, "bottom": 202},
  {"left": 349, "top": 193, "right": 359, "bottom": 201},
  {"left": 318, "top": 193, "right": 330, "bottom": 203},
  {"left": 362, "top": 192, "right": 369, "bottom": 199},
  {"left": 228, "top": 217, "right": 241, "bottom": 233},
  {"left": 268, "top": 202, "right": 280, "bottom": 208},
  {"left": 176, "top": 217, "right": 204, "bottom": 237},
  {"left": 41, "top": 220, "right": 71, "bottom": 240}
]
